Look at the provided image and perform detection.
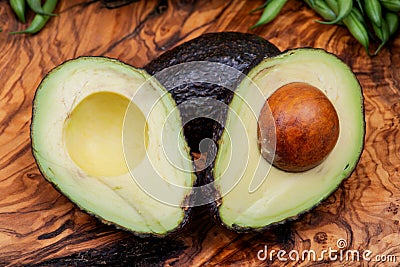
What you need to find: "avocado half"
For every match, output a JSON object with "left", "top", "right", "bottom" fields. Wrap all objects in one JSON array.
[
  {"left": 31, "top": 57, "right": 195, "bottom": 236},
  {"left": 214, "top": 48, "right": 365, "bottom": 231}
]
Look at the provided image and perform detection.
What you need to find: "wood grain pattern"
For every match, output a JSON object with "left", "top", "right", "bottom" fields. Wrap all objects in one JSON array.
[{"left": 0, "top": 0, "right": 399, "bottom": 266}]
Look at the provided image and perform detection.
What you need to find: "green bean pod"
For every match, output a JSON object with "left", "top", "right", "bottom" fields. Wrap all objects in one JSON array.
[
  {"left": 27, "top": 0, "right": 56, "bottom": 16},
  {"left": 385, "top": 11, "right": 399, "bottom": 36},
  {"left": 372, "top": 18, "right": 389, "bottom": 41},
  {"left": 355, "top": 0, "right": 365, "bottom": 14},
  {"left": 250, "top": 0, "right": 289, "bottom": 29},
  {"left": 305, "top": 0, "right": 337, "bottom": 21},
  {"left": 365, "top": 0, "right": 383, "bottom": 27},
  {"left": 250, "top": 0, "right": 272, "bottom": 13},
  {"left": 9, "top": 0, "right": 26, "bottom": 23},
  {"left": 325, "top": 0, "right": 339, "bottom": 14},
  {"left": 372, "top": 19, "right": 390, "bottom": 54},
  {"left": 11, "top": 0, "right": 58, "bottom": 34},
  {"left": 380, "top": 0, "right": 400, "bottom": 12},
  {"left": 351, "top": 7, "right": 367, "bottom": 25},
  {"left": 343, "top": 9, "right": 370, "bottom": 54},
  {"left": 320, "top": 0, "right": 353, "bottom": 24},
  {"left": 325, "top": 0, "right": 370, "bottom": 53}
]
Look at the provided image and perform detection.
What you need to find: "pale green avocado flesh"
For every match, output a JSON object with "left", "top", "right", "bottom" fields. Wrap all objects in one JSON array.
[
  {"left": 31, "top": 57, "right": 195, "bottom": 235},
  {"left": 214, "top": 49, "right": 364, "bottom": 230}
]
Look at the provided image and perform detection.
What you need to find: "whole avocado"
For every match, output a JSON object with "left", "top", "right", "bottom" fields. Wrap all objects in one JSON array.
[
  {"left": 30, "top": 31, "right": 364, "bottom": 236},
  {"left": 144, "top": 32, "right": 280, "bottom": 188}
]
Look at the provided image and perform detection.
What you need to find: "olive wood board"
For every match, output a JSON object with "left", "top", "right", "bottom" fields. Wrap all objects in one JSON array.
[{"left": 0, "top": 0, "right": 399, "bottom": 266}]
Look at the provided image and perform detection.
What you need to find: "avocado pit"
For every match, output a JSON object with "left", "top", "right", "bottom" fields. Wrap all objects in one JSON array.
[{"left": 258, "top": 82, "right": 340, "bottom": 172}]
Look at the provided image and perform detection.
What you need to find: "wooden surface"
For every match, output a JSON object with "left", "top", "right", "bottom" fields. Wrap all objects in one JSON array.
[{"left": 0, "top": 0, "right": 400, "bottom": 266}]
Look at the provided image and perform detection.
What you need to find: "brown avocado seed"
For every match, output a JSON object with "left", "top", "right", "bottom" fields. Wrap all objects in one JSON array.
[{"left": 258, "top": 82, "right": 340, "bottom": 172}]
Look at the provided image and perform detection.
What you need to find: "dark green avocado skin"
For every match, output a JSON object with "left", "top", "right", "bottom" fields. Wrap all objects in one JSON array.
[{"left": 144, "top": 32, "right": 280, "bottom": 187}]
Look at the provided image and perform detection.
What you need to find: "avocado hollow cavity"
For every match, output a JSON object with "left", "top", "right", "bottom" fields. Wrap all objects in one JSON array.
[{"left": 64, "top": 92, "right": 148, "bottom": 177}]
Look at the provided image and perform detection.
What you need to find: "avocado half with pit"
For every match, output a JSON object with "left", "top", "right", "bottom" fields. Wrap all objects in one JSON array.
[
  {"left": 214, "top": 48, "right": 365, "bottom": 231},
  {"left": 31, "top": 57, "right": 195, "bottom": 236}
]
